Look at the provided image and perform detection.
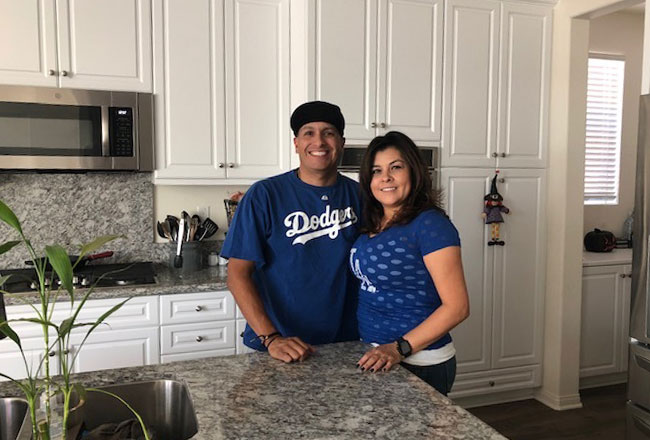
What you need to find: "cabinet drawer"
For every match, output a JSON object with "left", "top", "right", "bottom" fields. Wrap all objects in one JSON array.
[
  {"left": 448, "top": 364, "right": 541, "bottom": 399},
  {"left": 161, "top": 348, "right": 236, "bottom": 364},
  {"left": 160, "top": 291, "right": 235, "bottom": 325},
  {"left": 5, "top": 296, "right": 159, "bottom": 338},
  {"left": 161, "top": 320, "right": 236, "bottom": 355}
]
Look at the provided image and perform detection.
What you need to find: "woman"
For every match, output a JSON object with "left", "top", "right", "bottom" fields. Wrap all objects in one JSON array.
[{"left": 350, "top": 131, "right": 470, "bottom": 395}]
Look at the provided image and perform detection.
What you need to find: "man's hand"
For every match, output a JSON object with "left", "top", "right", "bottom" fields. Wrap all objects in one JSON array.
[
  {"left": 267, "top": 336, "right": 316, "bottom": 363},
  {"left": 357, "top": 343, "right": 402, "bottom": 372}
]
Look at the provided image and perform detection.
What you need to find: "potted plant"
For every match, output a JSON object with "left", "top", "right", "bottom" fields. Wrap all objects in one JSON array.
[{"left": 0, "top": 200, "right": 150, "bottom": 440}]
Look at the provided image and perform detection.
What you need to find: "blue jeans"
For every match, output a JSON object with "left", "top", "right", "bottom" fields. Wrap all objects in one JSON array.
[{"left": 401, "top": 356, "right": 457, "bottom": 396}]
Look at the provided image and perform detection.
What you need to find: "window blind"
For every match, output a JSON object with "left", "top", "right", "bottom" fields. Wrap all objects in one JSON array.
[{"left": 584, "top": 56, "right": 625, "bottom": 205}]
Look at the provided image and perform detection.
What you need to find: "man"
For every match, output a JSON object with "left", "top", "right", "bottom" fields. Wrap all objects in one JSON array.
[{"left": 221, "top": 101, "right": 361, "bottom": 363}]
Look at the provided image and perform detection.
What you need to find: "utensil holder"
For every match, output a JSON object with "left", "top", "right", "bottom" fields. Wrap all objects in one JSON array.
[
  {"left": 224, "top": 199, "right": 239, "bottom": 227},
  {"left": 170, "top": 241, "right": 202, "bottom": 273}
]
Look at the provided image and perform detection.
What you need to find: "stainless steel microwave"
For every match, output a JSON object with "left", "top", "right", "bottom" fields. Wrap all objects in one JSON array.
[
  {"left": 0, "top": 85, "right": 153, "bottom": 171},
  {"left": 337, "top": 145, "right": 440, "bottom": 188}
]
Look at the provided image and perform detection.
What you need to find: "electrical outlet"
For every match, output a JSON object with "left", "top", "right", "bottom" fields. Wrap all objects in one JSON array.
[{"left": 196, "top": 206, "right": 211, "bottom": 220}]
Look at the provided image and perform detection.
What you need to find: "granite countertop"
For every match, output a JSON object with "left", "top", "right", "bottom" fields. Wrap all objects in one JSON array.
[
  {"left": 0, "top": 341, "right": 505, "bottom": 439},
  {"left": 583, "top": 248, "right": 633, "bottom": 267},
  {"left": 4, "top": 264, "right": 229, "bottom": 306}
]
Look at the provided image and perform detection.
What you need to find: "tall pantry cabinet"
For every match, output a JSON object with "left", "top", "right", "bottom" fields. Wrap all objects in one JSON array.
[{"left": 439, "top": 0, "right": 552, "bottom": 402}]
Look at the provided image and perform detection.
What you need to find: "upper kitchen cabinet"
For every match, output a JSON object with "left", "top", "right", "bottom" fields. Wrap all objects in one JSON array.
[
  {"left": 153, "top": 0, "right": 291, "bottom": 184},
  {"left": 441, "top": 0, "right": 551, "bottom": 168},
  {"left": 296, "top": 0, "right": 443, "bottom": 146},
  {"left": 0, "top": 0, "right": 153, "bottom": 92}
]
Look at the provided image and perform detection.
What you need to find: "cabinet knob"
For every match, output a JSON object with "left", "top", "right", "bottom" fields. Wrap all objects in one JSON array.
[
  {"left": 498, "top": 178, "right": 505, "bottom": 184},
  {"left": 621, "top": 273, "right": 626, "bottom": 278},
  {"left": 491, "top": 152, "right": 498, "bottom": 158},
  {"left": 60, "top": 70, "right": 68, "bottom": 77},
  {"left": 489, "top": 380, "right": 496, "bottom": 387},
  {"left": 63, "top": 349, "right": 70, "bottom": 355},
  {"left": 195, "top": 305, "right": 203, "bottom": 312},
  {"left": 196, "top": 336, "right": 204, "bottom": 342},
  {"left": 227, "top": 163, "right": 235, "bottom": 168},
  {"left": 380, "top": 122, "right": 387, "bottom": 128},
  {"left": 371, "top": 122, "right": 378, "bottom": 128},
  {"left": 500, "top": 152, "right": 506, "bottom": 158},
  {"left": 218, "top": 162, "right": 225, "bottom": 168},
  {"left": 628, "top": 274, "right": 633, "bottom": 278},
  {"left": 48, "top": 69, "right": 56, "bottom": 76},
  {"left": 48, "top": 351, "right": 56, "bottom": 357}
]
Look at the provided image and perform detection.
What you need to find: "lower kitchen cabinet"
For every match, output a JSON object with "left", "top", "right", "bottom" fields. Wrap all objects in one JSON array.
[
  {"left": 440, "top": 167, "right": 546, "bottom": 402},
  {"left": 580, "top": 260, "right": 632, "bottom": 387}
]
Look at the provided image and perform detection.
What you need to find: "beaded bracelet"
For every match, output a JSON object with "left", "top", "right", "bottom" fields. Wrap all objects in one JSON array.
[{"left": 256, "top": 331, "right": 281, "bottom": 345}]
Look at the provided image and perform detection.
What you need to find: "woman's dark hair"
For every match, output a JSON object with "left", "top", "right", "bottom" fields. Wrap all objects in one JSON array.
[{"left": 359, "top": 131, "right": 445, "bottom": 234}]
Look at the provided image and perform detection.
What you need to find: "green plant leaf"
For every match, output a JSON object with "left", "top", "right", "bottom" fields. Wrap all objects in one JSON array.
[
  {"left": 73, "top": 383, "right": 87, "bottom": 406},
  {"left": 59, "top": 317, "right": 74, "bottom": 338},
  {"left": 0, "top": 200, "right": 22, "bottom": 234},
  {"left": 0, "top": 240, "right": 20, "bottom": 256},
  {"left": 0, "top": 274, "right": 11, "bottom": 287},
  {"left": 0, "top": 321, "right": 21, "bottom": 349},
  {"left": 45, "top": 244, "right": 74, "bottom": 297},
  {"left": 78, "top": 235, "right": 124, "bottom": 259}
]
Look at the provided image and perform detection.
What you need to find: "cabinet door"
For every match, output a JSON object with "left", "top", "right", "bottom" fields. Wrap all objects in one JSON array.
[
  {"left": 377, "top": 0, "right": 443, "bottom": 144},
  {"left": 496, "top": 2, "right": 551, "bottom": 168},
  {"left": 441, "top": 0, "right": 499, "bottom": 167},
  {"left": 0, "top": 0, "right": 58, "bottom": 87},
  {"left": 0, "top": 336, "right": 59, "bottom": 381},
  {"left": 580, "top": 264, "right": 629, "bottom": 377},
  {"left": 153, "top": 0, "right": 227, "bottom": 180},
  {"left": 308, "top": 0, "right": 378, "bottom": 142},
  {"left": 440, "top": 168, "right": 494, "bottom": 373},
  {"left": 491, "top": 169, "right": 546, "bottom": 369},
  {"left": 56, "top": 0, "right": 152, "bottom": 92},
  {"left": 236, "top": 319, "right": 256, "bottom": 354},
  {"left": 224, "top": 0, "right": 291, "bottom": 179},
  {"left": 68, "top": 327, "right": 159, "bottom": 374}
]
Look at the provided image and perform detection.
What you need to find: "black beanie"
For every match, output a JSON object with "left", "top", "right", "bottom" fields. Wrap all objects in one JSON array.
[{"left": 290, "top": 101, "right": 345, "bottom": 137}]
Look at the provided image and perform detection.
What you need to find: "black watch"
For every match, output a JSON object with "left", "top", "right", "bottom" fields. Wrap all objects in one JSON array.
[{"left": 396, "top": 337, "right": 412, "bottom": 358}]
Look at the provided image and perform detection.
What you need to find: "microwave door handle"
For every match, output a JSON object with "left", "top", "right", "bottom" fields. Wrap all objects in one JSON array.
[{"left": 101, "top": 105, "right": 110, "bottom": 156}]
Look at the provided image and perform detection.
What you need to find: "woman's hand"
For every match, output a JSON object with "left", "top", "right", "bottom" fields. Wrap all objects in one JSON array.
[
  {"left": 267, "top": 336, "right": 315, "bottom": 363},
  {"left": 357, "top": 343, "right": 402, "bottom": 372}
]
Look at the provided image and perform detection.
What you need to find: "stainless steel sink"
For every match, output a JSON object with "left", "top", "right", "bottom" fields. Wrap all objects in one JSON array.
[
  {"left": 82, "top": 379, "right": 199, "bottom": 439},
  {"left": 14, "top": 379, "right": 198, "bottom": 439},
  {"left": 0, "top": 398, "right": 28, "bottom": 440}
]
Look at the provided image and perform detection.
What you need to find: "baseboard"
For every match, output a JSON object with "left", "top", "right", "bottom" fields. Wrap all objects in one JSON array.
[
  {"left": 455, "top": 388, "right": 536, "bottom": 409},
  {"left": 534, "top": 388, "right": 583, "bottom": 410},
  {"left": 579, "top": 373, "right": 627, "bottom": 390}
]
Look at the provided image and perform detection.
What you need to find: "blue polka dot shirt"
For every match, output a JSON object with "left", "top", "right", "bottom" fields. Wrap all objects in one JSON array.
[{"left": 350, "top": 209, "right": 461, "bottom": 350}]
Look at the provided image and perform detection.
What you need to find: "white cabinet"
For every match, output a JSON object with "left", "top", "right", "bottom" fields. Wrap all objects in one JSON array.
[
  {"left": 580, "top": 263, "right": 632, "bottom": 380},
  {"left": 300, "top": 0, "right": 443, "bottom": 145},
  {"left": 441, "top": 0, "right": 551, "bottom": 168},
  {"left": 0, "top": 0, "right": 152, "bottom": 92},
  {"left": 440, "top": 167, "right": 546, "bottom": 397},
  {"left": 153, "top": 0, "right": 291, "bottom": 184},
  {"left": 0, "top": 336, "right": 59, "bottom": 381}
]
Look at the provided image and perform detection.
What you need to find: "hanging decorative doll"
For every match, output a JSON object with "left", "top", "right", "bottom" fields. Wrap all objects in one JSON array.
[{"left": 482, "top": 174, "right": 509, "bottom": 246}]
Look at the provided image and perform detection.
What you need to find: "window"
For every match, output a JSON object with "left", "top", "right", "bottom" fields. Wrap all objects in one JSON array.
[{"left": 584, "top": 55, "right": 625, "bottom": 205}]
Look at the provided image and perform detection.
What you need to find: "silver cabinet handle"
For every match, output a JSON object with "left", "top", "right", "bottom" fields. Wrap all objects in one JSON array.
[
  {"left": 218, "top": 163, "right": 225, "bottom": 168},
  {"left": 60, "top": 70, "right": 68, "bottom": 77},
  {"left": 380, "top": 122, "right": 387, "bottom": 128},
  {"left": 621, "top": 273, "right": 627, "bottom": 278},
  {"left": 196, "top": 336, "right": 203, "bottom": 342},
  {"left": 48, "top": 69, "right": 56, "bottom": 76},
  {"left": 489, "top": 380, "right": 495, "bottom": 387},
  {"left": 498, "top": 178, "right": 505, "bottom": 183},
  {"left": 491, "top": 152, "right": 498, "bottom": 158},
  {"left": 500, "top": 152, "right": 506, "bottom": 158},
  {"left": 370, "top": 122, "right": 377, "bottom": 128},
  {"left": 628, "top": 274, "right": 633, "bottom": 278},
  {"left": 195, "top": 305, "right": 203, "bottom": 312},
  {"left": 227, "top": 163, "right": 235, "bottom": 168},
  {"left": 49, "top": 351, "right": 56, "bottom": 357}
]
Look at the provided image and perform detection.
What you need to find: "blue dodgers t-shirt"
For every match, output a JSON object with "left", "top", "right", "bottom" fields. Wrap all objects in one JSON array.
[
  {"left": 350, "top": 209, "right": 461, "bottom": 350},
  {"left": 221, "top": 170, "right": 361, "bottom": 350}
]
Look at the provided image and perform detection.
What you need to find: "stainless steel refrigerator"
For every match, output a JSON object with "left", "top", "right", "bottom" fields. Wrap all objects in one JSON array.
[{"left": 628, "top": 94, "right": 650, "bottom": 438}]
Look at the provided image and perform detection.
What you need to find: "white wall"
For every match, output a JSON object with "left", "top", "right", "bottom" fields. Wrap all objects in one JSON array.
[
  {"left": 584, "top": 11, "right": 644, "bottom": 236},
  {"left": 153, "top": 185, "right": 249, "bottom": 242}
]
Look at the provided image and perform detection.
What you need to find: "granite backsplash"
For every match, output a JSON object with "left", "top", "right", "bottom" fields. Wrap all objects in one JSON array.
[{"left": 0, "top": 172, "right": 220, "bottom": 268}]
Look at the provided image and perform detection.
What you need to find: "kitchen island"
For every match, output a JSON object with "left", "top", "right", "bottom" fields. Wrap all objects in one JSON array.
[{"left": 0, "top": 341, "right": 504, "bottom": 439}]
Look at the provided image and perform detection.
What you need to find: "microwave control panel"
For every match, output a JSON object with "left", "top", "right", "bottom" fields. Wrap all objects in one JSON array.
[{"left": 109, "top": 107, "right": 134, "bottom": 156}]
